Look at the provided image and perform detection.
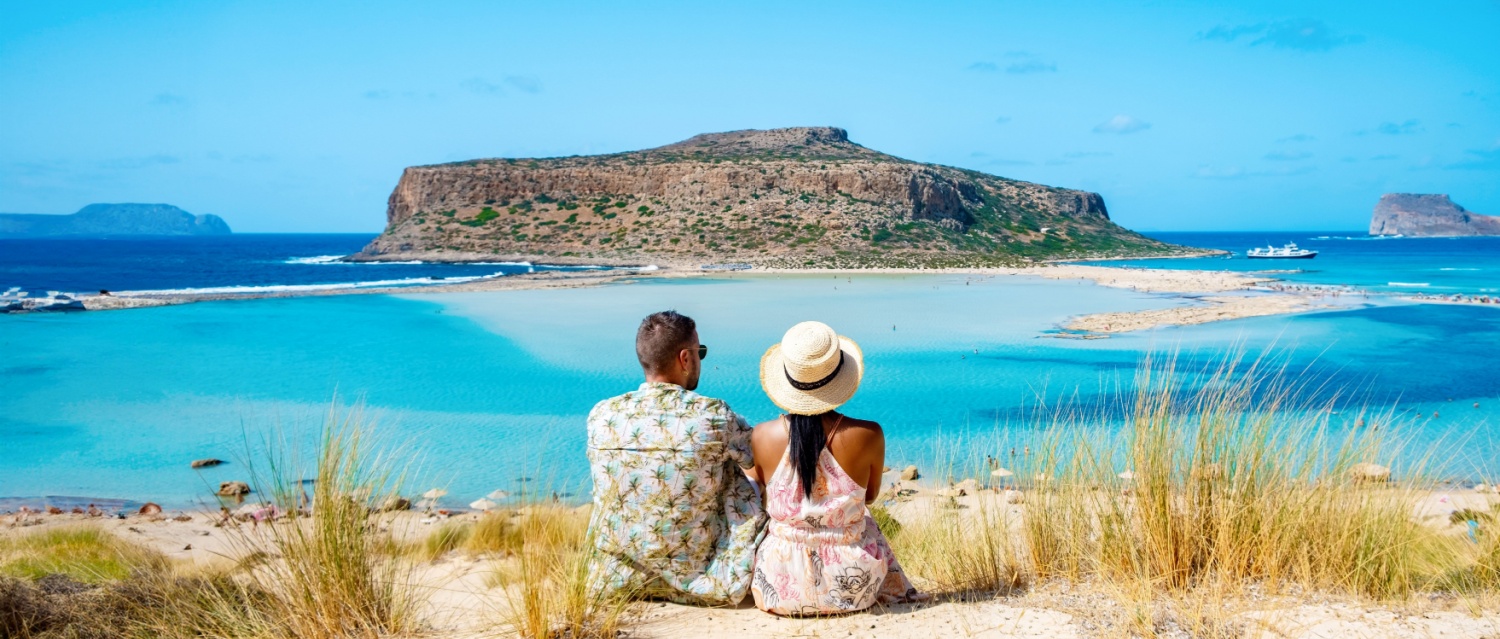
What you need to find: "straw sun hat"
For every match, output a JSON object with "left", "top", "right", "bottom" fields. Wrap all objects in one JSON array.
[{"left": 760, "top": 321, "right": 864, "bottom": 415}]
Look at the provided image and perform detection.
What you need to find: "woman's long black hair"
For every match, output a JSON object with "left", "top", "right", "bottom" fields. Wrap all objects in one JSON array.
[{"left": 788, "top": 412, "right": 830, "bottom": 499}]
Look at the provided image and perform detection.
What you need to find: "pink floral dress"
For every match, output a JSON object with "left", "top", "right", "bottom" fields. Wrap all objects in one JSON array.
[{"left": 751, "top": 442, "right": 919, "bottom": 615}]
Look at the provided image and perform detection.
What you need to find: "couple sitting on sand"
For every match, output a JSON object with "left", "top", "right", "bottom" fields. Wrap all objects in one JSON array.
[{"left": 584, "top": 311, "right": 927, "bottom": 616}]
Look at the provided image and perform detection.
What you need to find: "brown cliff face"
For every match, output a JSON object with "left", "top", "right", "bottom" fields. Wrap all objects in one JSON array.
[
  {"left": 1370, "top": 194, "right": 1500, "bottom": 237},
  {"left": 354, "top": 127, "right": 1178, "bottom": 267}
]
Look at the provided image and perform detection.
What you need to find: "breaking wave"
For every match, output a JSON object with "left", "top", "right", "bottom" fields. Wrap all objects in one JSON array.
[{"left": 117, "top": 272, "right": 510, "bottom": 296}]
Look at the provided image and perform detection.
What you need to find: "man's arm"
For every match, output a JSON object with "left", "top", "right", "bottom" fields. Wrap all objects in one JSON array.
[{"left": 720, "top": 404, "right": 757, "bottom": 473}]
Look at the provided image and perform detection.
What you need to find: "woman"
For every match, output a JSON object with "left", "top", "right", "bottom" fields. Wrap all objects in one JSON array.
[{"left": 749, "top": 321, "right": 924, "bottom": 615}]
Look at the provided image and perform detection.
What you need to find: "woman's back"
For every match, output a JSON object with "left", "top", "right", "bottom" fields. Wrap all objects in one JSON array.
[
  {"left": 750, "top": 413, "right": 884, "bottom": 501},
  {"left": 749, "top": 321, "right": 923, "bottom": 615},
  {"left": 749, "top": 414, "right": 918, "bottom": 615}
]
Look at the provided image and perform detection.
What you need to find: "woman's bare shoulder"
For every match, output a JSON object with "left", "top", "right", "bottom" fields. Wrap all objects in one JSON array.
[
  {"left": 835, "top": 415, "right": 884, "bottom": 440},
  {"left": 752, "top": 417, "right": 787, "bottom": 445}
]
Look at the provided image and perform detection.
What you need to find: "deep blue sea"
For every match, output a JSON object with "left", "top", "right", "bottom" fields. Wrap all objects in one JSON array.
[
  {"left": 2, "top": 233, "right": 1497, "bottom": 509},
  {"left": 1102, "top": 231, "right": 1500, "bottom": 296},
  {"left": 0, "top": 234, "right": 592, "bottom": 294}
]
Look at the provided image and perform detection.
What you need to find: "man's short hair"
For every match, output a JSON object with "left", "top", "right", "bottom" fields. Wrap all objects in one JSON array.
[{"left": 636, "top": 311, "right": 696, "bottom": 374}]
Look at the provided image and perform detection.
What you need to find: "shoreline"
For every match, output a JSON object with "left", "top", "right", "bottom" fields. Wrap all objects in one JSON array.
[
  {"left": 2, "top": 262, "right": 1428, "bottom": 337},
  {"left": 8, "top": 249, "right": 1490, "bottom": 338}
]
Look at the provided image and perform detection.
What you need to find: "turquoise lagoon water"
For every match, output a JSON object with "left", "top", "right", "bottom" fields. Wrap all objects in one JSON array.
[{"left": 3, "top": 273, "right": 1498, "bottom": 508}]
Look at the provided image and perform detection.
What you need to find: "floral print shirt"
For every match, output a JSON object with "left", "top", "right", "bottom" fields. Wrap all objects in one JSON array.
[{"left": 585, "top": 382, "right": 767, "bottom": 605}]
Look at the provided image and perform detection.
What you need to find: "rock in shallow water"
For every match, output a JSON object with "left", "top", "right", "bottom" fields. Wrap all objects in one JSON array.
[
  {"left": 1349, "top": 462, "right": 1391, "bottom": 483},
  {"left": 217, "top": 481, "right": 251, "bottom": 497},
  {"left": 191, "top": 458, "right": 225, "bottom": 468}
]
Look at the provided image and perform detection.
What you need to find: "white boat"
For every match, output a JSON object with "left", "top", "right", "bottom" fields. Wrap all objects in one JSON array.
[{"left": 1246, "top": 242, "right": 1318, "bottom": 259}]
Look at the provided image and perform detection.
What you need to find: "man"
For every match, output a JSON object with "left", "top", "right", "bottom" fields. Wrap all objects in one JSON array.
[{"left": 585, "top": 311, "right": 766, "bottom": 605}]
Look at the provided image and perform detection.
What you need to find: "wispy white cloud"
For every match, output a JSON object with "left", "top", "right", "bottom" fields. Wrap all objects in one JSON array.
[
  {"left": 1093, "top": 114, "right": 1150, "bottom": 134},
  {"left": 461, "top": 77, "right": 503, "bottom": 95},
  {"left": 503, "top": 75, "right": 542, "bottom": 94},
  {"left": 974, "top": 155, "right": 1034, "bottom": 166},
  {"left": 1444, "top": 139, "right": 1500, "bottom": 170},
  {"left": 150, "top": 93, "right": 188, "bottom": 107},
  {"left": 968, "top": 52, "right": 1056, "bottom": 74},
  {"left": 96, "top": 154, "right": 181, "bottom": 170},
  {"left": 1006, "top": 60, "right": 1056, "bottom": 74},
  {"left": 1192, "top": 165, "right": 1316, "bottom": 180},
  {"left": 1200, "top": 19, "right": 1363, "bottom": 52},
  {"left": 1356, "top": 119, "right": 1423, "bottom": 135},
  {"left": 362, "top": 89, "right": 437, "bottom": 100}
]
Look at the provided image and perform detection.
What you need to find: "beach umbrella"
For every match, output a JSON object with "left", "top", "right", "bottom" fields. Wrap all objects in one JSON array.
[
  {"left": 1118, "top": 471, "right": 1136, "bottom": 481},
  {"left": 990, "top": 468, "right": 1014, "bottom": 478},
  {"left": 469, "top": 498, "right": 498, "bottom": 512},
  {"left": 486, "top": 490, "right": 511, "bottom": 500},
  {"left": 422, "top": 488, "right": 448, "bottom": 500}
]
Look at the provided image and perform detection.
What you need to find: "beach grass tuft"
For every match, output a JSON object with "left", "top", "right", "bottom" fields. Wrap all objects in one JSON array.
[
  {"left": 421, "top": 519, "right": 474, "bottom": 560},
  {"left": 230, "top": 405, "right": 417, "bottom": 638},
  {"left": 1009, "top": 352, "right": 1462, "bottom": 599},
  {"left": 414, "top": 509, "right": 537, "bottom": 560},
  {"left": 495, "top": 505, "right": 634, "bottom": 639},
  {"left": 0, "top": 526, "right": 166, "bottom": 585},
  {"left": 135, "top": 404, "right": 420, "bottom": 639},
  {"left": 889, "top": 498, "right": 1025, "bottom": 597}
]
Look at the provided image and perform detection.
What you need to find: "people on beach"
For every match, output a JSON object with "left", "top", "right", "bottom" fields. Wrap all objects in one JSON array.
[
  {"left": 748, "top": 321, "right": 924, "bottom": 615},
  {"left": 584, "top": 311, "right": 767, "bottom": 605}
]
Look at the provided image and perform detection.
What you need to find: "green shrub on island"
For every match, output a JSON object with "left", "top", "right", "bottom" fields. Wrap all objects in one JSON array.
[{"left": 460, "top": 207, "right": 502, "bottom": 227}]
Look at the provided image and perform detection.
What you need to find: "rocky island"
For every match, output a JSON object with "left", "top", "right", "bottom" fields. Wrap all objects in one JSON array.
[
  {"left": 0, "top": 203, "right": 232, "bottom": 237},
  {"left": 352, "top": 127, "right": 1193, "bottom": 267},
  {"left": 1369, "top": 193, "right": 1500, "bottom": 237}
]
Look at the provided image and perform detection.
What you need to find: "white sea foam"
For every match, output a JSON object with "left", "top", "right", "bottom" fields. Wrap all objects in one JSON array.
[
  {"left": 1306, "top": 235, "right": 1402, "bottom": 241},
  {"left": 117, "top": 272, "right": 510, "bottom": 296},
  {"left": 1439, "top": 268, "right": 1481, "bottom": 271},
  {"left": 284, "top": 256, "right": 436, "bottom": 265},
  {"left": 284, "top": 255, "right": 346, "bottom": 264},
  {"left": 1387, "top": 282, "right": 1431, "bottom": 288}
]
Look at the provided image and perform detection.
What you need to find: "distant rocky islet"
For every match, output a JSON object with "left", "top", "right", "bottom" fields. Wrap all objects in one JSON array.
[
  {"left": 1370, "top": 193, "right": 1499, "bottom": 237},
  {"left": 0, "top": 203, "right": 231, "bottom": 237}
]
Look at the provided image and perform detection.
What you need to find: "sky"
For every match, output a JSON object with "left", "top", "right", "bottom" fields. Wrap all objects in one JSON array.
[{"left": 1, "top": 1, "right": 1497, "bottom": 233}]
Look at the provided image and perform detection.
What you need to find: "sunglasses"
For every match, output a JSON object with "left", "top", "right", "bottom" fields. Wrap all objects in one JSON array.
[{"left": 692, "top": 345, "right": 708, "bottom": 360}]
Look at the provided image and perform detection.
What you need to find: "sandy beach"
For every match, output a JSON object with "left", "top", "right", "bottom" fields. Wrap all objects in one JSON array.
[{"left": 6, "top": 478, "right": 1498, "bottom": 639}]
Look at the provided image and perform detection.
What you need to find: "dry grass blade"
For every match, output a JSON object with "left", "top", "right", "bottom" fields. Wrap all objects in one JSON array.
[
  {"left": 496, "top": 505, "right": 633, "bottom": 639},
  {"left": 1015, "top": 350, "right": 1465, "bottom": 600},
  {"left": 133, "top": 403, "right": 420, "bottom": 639}
]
